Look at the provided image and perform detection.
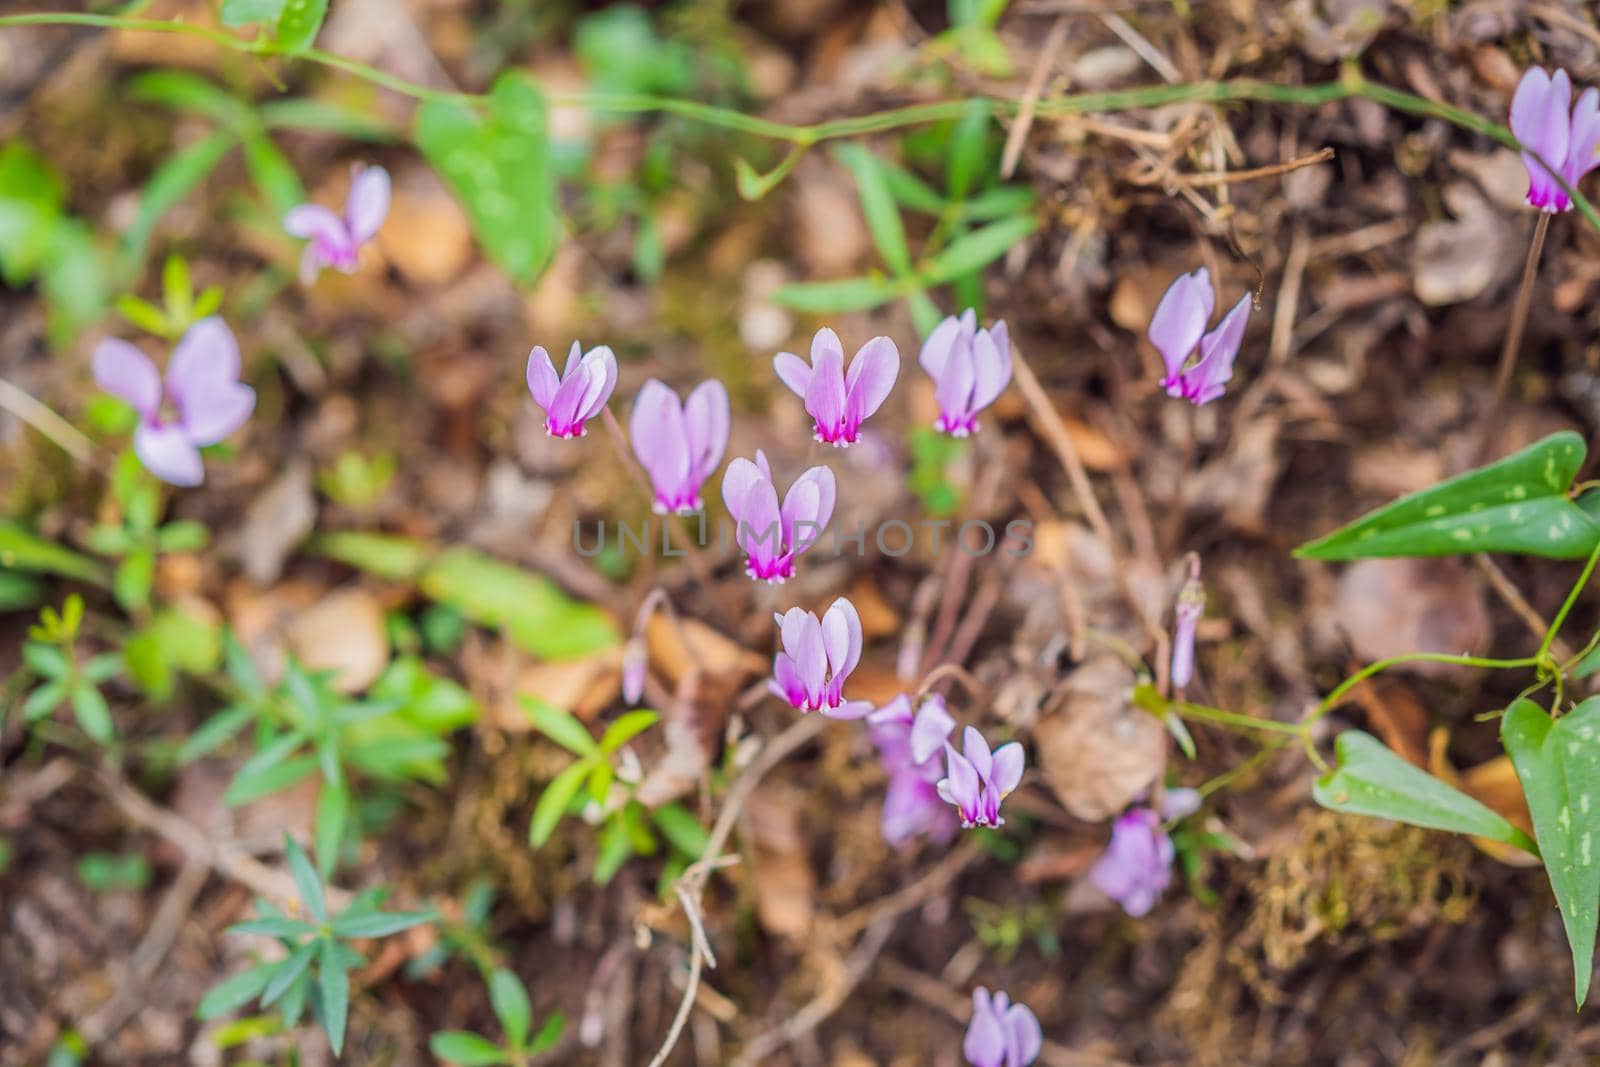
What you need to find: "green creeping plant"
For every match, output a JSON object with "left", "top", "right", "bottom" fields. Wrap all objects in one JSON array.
[
  {"left": 17, "top": 595, "right": 120, "bottom": 745},
  {"left": 429, "top": 968, "right": 565, "bottom": 1066},
  {"left": 198, "top": 837, "right": 433, "bottom": 1055},
  {"left": 1299, "top": 430, "right": 1600, "bottom": 1005}
]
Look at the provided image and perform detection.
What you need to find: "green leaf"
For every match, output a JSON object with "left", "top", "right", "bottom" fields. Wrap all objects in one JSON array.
[
  {"left": 329, "top": 909, "right": 433, "bottom": 939},
  {"left": 156, "top": 519, "right": 209, "bottom": 554},
  {"left": 419, "top": 547, "right": 618, "bottom": 658},
  {"left": 769, "top": 275, "right": 899, "bottom": 314},
  {"left": 308, "top": 531, "right": 435, "bottom": 581},
  {"left": 261, "top": 940, "right": 318, "bottom": 1008},
  {"left": 592, "top": 815, "right": 634, "bottom": 885},
  {"left": 522, "top": 698, "right": 599, "bottom": 755},
  {"left": 651, "top": 802, "right": 709, "bottom": 861},
  {"left": 428, "top": 1032, "right": 509, "bottom": 1065},
  {"left": 314, "top": 783, "right": 348, "bottom": 880},
  {"left": 70, "top": 684, "right": 114, "bottom": 744},
  {"left": 528, "top": 1012, "right": 565, "bottom": 1053},
  {"left": 488, "top": 968, "right": 532, "bottom": 1049},
  {"left": 878, "top": 160, "right": 947, "bottom": 214},
  {"left": 121, "top": 128, "right": 236, "bottom": 266},
  {"left": 1312, "top": 730, "right": 1537, "bottom": 853},
  {"left": 242, "top": 134, "right": 304, "bottom": 221},
  {"left": 179, "top": 703, "right": 257, "bottom": 763},
  {"left": 114, "top": 549, "right": 154, "bottom": 612},
  {"left": 1574, "top": 640, "right": 1600, "bottom": 680},
  {"left": 529, "top": 761, "right": 590, "bottom": 847},
  {"left": 962, "top": 184, "right": 1035, "bottom": 221},
  {"left": 197, "top": 962, "right": 279, "bottom": 1019},
  {"left": 0, "top": 569, "right": 45, "bottom": 613},
  {"left": 317, "top": 936, "right": 349, "bottom": 1054},
  {"left": 370, "top": 656, "right": 480, "bottom": 733},
  {"left": 258, "top": 98, "right": 397, "bottom": 142},
  {"left": 274, "top": 0, "right": 329, "bottom": 53},
  {"left": 220, "top": 0, "right": 285, "bottom": 27},
  {"left": 227, "top": 916, "right": 318, "bottom": 938},
  {"left": 22, "top": 681, "right": 65, "bottom": 724},
  {"left": 224, "top": 754, "right": 317, "bottom": 806},
  {"left": 599, "top": 710, "right": 659, "bottom": 753},
  {"left": 1503, "top": 697, "right": 1600, "bottom": 1005},
  {"left": 116, "top": 295, "right": 172, "bottom": 337},
  {"left": 76, "top": 851, "right": 152, "bottom": 891},
  {"left": 22, "top": 641, "right": 68, "bottom": 678},
  {"left": 1296, "top": 431, "right": 1600, "bottom": 560},
  {"left": 921, "top": 213, "right": 1038, "bottom": 285},
  {"left": 834, "top": 143, "right": 912, "bottom": 275},
  {"left": 415, "top": 71, "right": 560, "bottom": 285},
  {"left": 0, "top": 521, "right": 108, "bottom": 584},
  {"left": 946, "top": 99, "right": 992, "bottom": 201},
  {"left": 284, "top": 836, "right": 326, "bottom": 922},
  {"left": 129, "top": 71, "right": 253, "bottom": 128}
]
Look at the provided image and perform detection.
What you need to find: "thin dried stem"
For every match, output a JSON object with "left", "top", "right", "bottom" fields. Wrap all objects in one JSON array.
[
  {"left": 0, "top": 376, "right": 98, "bottom": 468},
  {"left": 1487, "top": 212, "right": 1551, "bottom": 427}
]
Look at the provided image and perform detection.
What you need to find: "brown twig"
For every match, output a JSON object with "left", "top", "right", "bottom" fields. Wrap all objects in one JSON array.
[
  {"left": 1473, "top": 553, "right": 1572, "bottom": 660},
  {"left": 835, "top": 837, "right": 982, "bottom": 939},
  {"left": 1000, "top": 14, "right": 1070, "bottom": 178},
  {"left": 0, "top": 376, "right": 98, "bottom": 468},
  {"left": 1485, "top": 211, "right": 1551, "bottom": 442},
  {"left": 1127, "top": 146, "right": 1336, "bottom": 189}
]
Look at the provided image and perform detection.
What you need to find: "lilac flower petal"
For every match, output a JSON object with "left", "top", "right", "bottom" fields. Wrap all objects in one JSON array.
[
  {"left": 526, "top": 346, "right": 561, "bottom": 410},
  {"left": 843, "top": 336, "right": 899, "bottom": 422},
  {"left": 970, "top": 322, "right": 1012, "bottom": 412},
  {"left": 918, "top": 313, "right": 968, "bottom": 381},
  {"left": 574, "top": 347, "right": 619, "bottom": 421},
  {"left": 284, "top": 203, "right": 346, "bottom": 245},
  {"left": 804, "top": 340, "right": 847, "bottom": 439},
  {"left": 168, "top": 317, "right": 241, "bottom": 390},
  {"left": 92, "top": 339, "right": 162, "bottom": 418},
  {"left": 1160, "top": 787, "right": 1202, "bottom": 821},
  {"left": 910, "top": 697, "right": 956, "bottom": 765},
  {"left": 781, "top": 464, "right": 835, "bottom": 549},
  {"left": 869, "top": 694, "right": 914, "bottom": 727},
  {"left": 1003, "top": 1003, "right": 1043, "bottom": 1066},
  {"left": 964, "top": 988, "right": 1006, "bottom": 1067},
  {"left": 179, "top": 380, "right": 256, "bottom": 446},
  {"left": 962, "top": 725, "right": 993, "bottom": 781},
  {"left": 345, "top": 165, "right": 390, "bottom": 243},
  {"left": 773, "top": 352, "right": 812, "bottom": 398},
  {"left": 736, "top": 476, "right": 784, "bottom": 572},
  {"left": 1147, "top": 268, "right": 1213, "bottom": 379},
  {"left": 1188, "top": 292, "right": 1251, "bottom": 404},
  {"left": 622, "top": 639, "right": 648, "bottom": 704},
  {"left": 754, "top": 449, "right": 773, "bottom": 484},
  {"left": 545, "top": 367, "right": 592, "bottom": 431},
  {"left": 134, "top": 423, "right": 205, "bottom": 487},
  {"left": 561, "top": 340, "right": 584, "bottom": 377},
  {"left": 934, "top": 332, "right": 978, "bottom": 423},
  {"left": 684, "top": 379, "right": 730, "bottom": 481},
  {"left": 1568, "top": 87, "right": 1600, "bottom": 184},
  {"left": 794, "top": 614, "right": 827, "bottom": 702},
  {"left": 777, "top": 606, "right": 811, "bottom": 654},
  {"left": 630, "top": 380, "right": 691, "bottom": 508},
  {"left": 821, "top": 597, "right": 862, "bottom": 681},
  {"left": 823, "top": 699, "right": 874, "bottom": 720},
  {"left": 990, "top": 742, "right": 1025, "bottom": 796},
  {"left": 772, "top": 653, "right": 805, "bottom": 707},
  {"left": 941, "top": 744, "right": 981, "bottom": 820},
  {"left": 721, "top": 456, "right": 767, "bottom": 518}
]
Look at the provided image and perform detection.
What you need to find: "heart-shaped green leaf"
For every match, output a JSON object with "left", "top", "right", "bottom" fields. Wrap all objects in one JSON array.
[
  {"left": 1502, "top": 697, "right": 1600, "bottom": 1005},
  {"left": 415, "top": 72, "right": 560, "bottom": 285},
  {"left": 1296, "top": 431, "right": 1599, "bottom": 560},
  {"left": 1312, "top": 730, "right": 1538, "bottom": 854}
]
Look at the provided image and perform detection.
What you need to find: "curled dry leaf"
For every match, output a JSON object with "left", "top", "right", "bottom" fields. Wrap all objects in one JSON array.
[
  {"left": 1035, "top": 653, "right": 1165, "bottom": 822},
  {"left": 286, "top": 586, "right": 391, "bottom": 693}
]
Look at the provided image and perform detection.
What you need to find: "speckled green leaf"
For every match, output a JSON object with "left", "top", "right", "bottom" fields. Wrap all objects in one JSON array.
[
  {"left": 1502, "top": 697, "right": 1600, "bottom": 1006},
  {"left": 415, "top": 71, "right": 559, "bottom": 285},
  {"left": 1313, "top": 730, "right": 1537, "bottom": 853},
  {"left": 274, "top": 0, "right": 328, "bottom": 53},
  {"left": 1296, "top": 431, "right": 1599, "bottom": 560}
]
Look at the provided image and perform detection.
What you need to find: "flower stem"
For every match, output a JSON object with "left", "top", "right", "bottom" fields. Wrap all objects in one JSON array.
[
  {"left": 1488, "top": 211, "right": 1552, "bottom": 422},
  {"left": 1304, "top": 651, "right": 1543, "bottom": 730},
  {"left": 1539, "top": 540, "right": 1600, "bottom": 664}
]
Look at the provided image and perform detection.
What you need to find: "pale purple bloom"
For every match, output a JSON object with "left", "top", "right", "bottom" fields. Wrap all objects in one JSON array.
[
  {"left": 963, "top": 987, "right": 1042, "bottom": 1067},
  {"left": 1170, "top": 557, "right": 1204, "bottom": 690},
  {"left": 1089, "top": 807, "right": 1175, "bottom": 917},
  {"left": 1510, "top": 67, "right": 1600, "bottom": 213},
  {"left": 1160, "top": 786, "right": 1202, "bottom": 821},
  {"left": 621, "top": 637, "right": 648, "bottom": 705},
  {"left": 526, "top": 341, "right": 618, "bottom": 439},
  {"left": 937, "top": 726, "right": 1025, "bottom": 829},
  {"left": 92, "top": 317, "right": 255, "bottom": 488},
  {"left": 629, "top": 379, "right": 729, "bottom": 513},
  {"left": 773, "top": 327, "right": 899, "bottom": 447},
  {"left": 720, "top": 450, "right": 834, "bottom": 583},
  {"left": 768, "top": 598, "right": 872, "bottom": 719},
  {"left": 1147, "top": 267, "right": 1250, "bottom": 406},
  {"left": 869, "top": 694, "right": 959, "bottom": 846},
  {"left": 919, "top": 310, "right": 1012, "bottom": 437},
  {"left": 284, "top": 165, "right": 389, "bottom": 283}
]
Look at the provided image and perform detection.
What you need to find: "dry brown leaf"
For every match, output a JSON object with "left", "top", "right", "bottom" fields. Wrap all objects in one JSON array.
[
  {"left": 1428, "top": 728, "right": 1539, "bottom": 867},
  {"left": 286, "top": 587, "right": 390, "bottom": 694},
  {"left": 1035, "top": 654, "right": 1164, "bottom": 822},
  {"left": 645, "top": 613, "right": 766, "bottom": 686},
  {"left": 506, "top": 650, "right": 622, "bottom": 728},
  {"left": 379, "top": 171, "right": 474, "bottom": 287},
  {"left": 1351, "top": 679, "right": 1429, "bottom": 768},
  {"left": 1327, "top": 558, "right": 1489, "bottom": 678},
  {"left": 745, "top": 783, "right": 815, "bottom": 940}
]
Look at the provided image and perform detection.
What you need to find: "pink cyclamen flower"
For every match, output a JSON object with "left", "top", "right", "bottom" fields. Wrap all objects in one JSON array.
[
  {"left": 92, "top": 317, "right": 255, "bottom": 488},
  {"left": 768, "top": 598, "right": 872, "bottom": 718},
  {"left": 919, "top": 310, "right": 1012, "bottom": 437},
  {"left": 621, "top": 637, "right": 648, "bottom": 705},
  {"left": 773, "top": 327, "right": 899, "bottom": 446},
  {"left": 869, "top": 694, "right": 959, "bottom": 846},
  {"left": 526, "top": 341, "right": 618, "bottom": 439},
  {"left": 1147, "top": 267, "right": 1250, "bottom": 406},
  {"left": 1511, "top": 67, "right": 1600, "bottom": 213},
  {"left": 284, "top": 165, "right": 389, "bottom": 283},
  {"left": 720, "top": 450, "right": 835, "bottom": 583},
  {"left": 629, "top": 379, "right": 729, "bottom": 513},
  {"left": 938, "top": 725, "right": 1025, "bottom": 829},
  {"left": 964, "top": 988, "right": 1042, "bottom": 1067},
  {"left": 1170, "top": 557, "right": 1204, "bottom": 690},
  {"left": 1089, "top": 807, "right": 1176, "bottom": 917}
]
